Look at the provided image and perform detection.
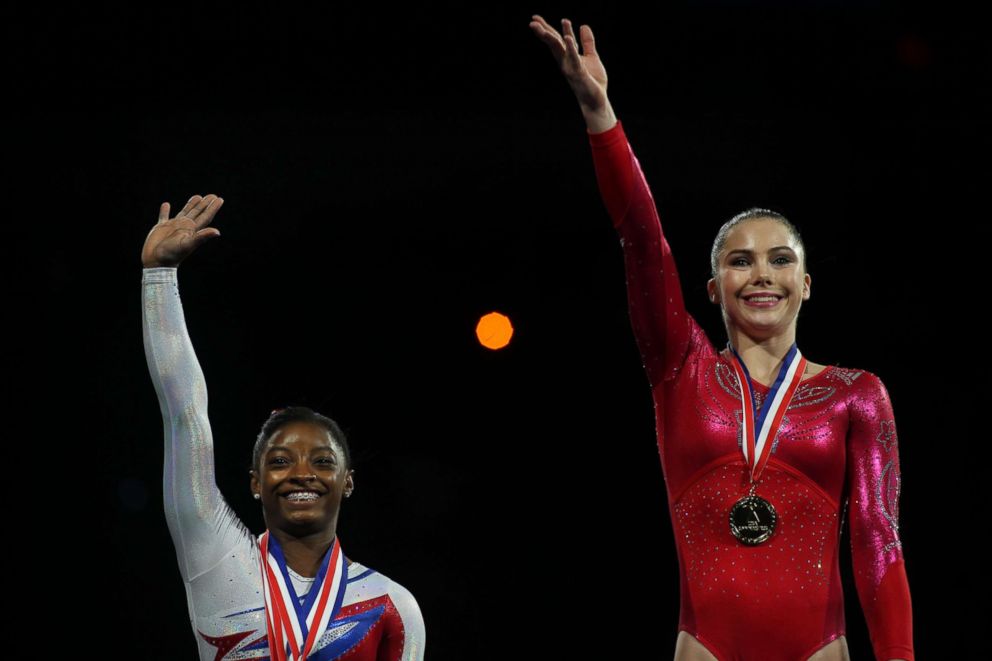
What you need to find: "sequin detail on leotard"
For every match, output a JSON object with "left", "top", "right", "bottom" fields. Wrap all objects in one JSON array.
[{"left": 587, "top": 120, "right": 914, "bottom": 661}]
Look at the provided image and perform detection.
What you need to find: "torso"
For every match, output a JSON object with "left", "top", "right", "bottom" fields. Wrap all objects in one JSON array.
[{"left": 661, "top": 328, "right": 873, "bottom": 660}]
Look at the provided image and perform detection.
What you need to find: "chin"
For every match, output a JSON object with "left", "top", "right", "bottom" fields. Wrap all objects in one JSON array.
[
  {"left": 732, "top": 317, "right": 789, "bottom": 335},
  {"left": 279, "top": 515, "right": 329, "bottom": 533}
]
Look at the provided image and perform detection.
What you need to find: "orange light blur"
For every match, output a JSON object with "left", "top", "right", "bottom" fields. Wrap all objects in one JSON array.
[{"left": 476, "top": 312, "right": 514, "bottom": 350}]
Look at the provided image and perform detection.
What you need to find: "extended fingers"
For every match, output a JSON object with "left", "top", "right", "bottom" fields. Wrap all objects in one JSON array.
[
  {"left": 561, "top": 17, "right": 577, "bottom": 44},
  {"left": 185, "top": 193, "right": 214, "bottom": 218},
  {"left": 184, "top": 194, "right": 212, "bottom": 220},
  {"left": 561, "top": 19, "right": 583, "bottom": 64},
  {"left": 191, "top": 194, "right": 224, "bottom": 228},
  {"left": 562, "top": 18, "right": 580, "bottom": 52},
  {"left": 194, "top": 227, "right": 222, "bottom": 243},
  {"left": 529, "top": 14, "right": 559, "bottom": 39},
  {"left": 529, "top": 15, "right": 565, "bottom": 52},
  {"left": 579, "top": 24, "right": 597, "bottom": 56},
  {"left": 178, "top": 195, "right": 202, "bottom": 218},
  {"left": 158, "top": 202, "right": 171, "bottom": 224}
]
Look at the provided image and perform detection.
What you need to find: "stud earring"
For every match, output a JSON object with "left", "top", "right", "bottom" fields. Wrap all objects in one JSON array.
[{"left": 253, "top": 493, "right": 261, "bottom": 500}]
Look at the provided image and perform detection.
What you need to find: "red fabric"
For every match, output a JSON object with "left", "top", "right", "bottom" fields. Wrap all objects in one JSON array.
[
  {"left": 335, "top": 595, "right": 405, "bottom": 661},
  {"left": 588, "top": 121, "right": 914, "bottom": 661},
  {"left": 865, "top": 560, "right": 915, "bottom": 661}
]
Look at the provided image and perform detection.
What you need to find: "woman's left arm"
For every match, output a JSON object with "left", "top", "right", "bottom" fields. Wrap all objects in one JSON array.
[
  {"left": 846, "top": 372, "right": 915, "bottom": 661},
  {"left": 378, "top": 582, "right": 425, "bottom": 661}
]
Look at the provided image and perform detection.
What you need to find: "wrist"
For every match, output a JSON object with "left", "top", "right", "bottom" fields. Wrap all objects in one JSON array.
[
  {"left": 580, "top": 102, "right": 618, "bottom": 134},
  {"left": 142, "top": 266, "right": 177, "bottom": 285}
]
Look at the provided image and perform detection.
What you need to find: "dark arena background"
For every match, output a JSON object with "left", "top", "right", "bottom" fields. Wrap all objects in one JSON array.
[{"left": 12, "top": 1, "right": 988, "bottom": 659}]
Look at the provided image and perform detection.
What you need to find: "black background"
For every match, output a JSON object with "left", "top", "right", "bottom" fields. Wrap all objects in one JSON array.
[{"left": 12, "top": 1, "right": 989, "bottom": 658}]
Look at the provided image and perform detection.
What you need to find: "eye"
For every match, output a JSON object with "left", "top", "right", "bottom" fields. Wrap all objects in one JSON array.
[
  {"left": 730, "top": 257, "right": 749, "bottom": 266},
  {"left": 773, "top": 255, "right": 793, "bottom": 265},
  {"left": 268, "top": 456, "right": 290, "bottom": 466},
  {"left": 315, "top": 457, "right": 337, "bottom": 467}
]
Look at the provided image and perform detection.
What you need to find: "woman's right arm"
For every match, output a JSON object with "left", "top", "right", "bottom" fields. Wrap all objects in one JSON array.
[
  {"left": 530, "top": 17, "right": 692, "bottom": 386},
  {"left": 142, "top": 195, "right": 252, "bottom": 582}
]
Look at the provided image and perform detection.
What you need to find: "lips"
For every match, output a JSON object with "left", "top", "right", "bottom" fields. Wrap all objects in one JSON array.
[
  {"left": 741, "top": 292, "right": 784, "bottom": 308},
  {"left": 742, "top": 291, "right": 783, "bottom": 300},
  {"left": 281, "top": 490, "right": 322, "bottom": 502}
]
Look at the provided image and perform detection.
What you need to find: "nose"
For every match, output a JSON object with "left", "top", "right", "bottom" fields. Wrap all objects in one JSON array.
[
  {"left": 752, "top": 259, "right": 772, "bottom": 284},
  {"left": 288, "top": 461, "right": 317, "bottom": 482},
  {"left": 289, "top": 473, "right": 317, "bottom": 485}
]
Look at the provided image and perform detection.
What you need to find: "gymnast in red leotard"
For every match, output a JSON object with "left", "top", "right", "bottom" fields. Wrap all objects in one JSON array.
[{"left": 530, "top": 15, "right": 914, "bottom": 661}]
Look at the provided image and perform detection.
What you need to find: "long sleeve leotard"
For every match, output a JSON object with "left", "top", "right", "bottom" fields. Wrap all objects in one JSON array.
[
  {"left": 587, "top": 122, "right": 914, "bottom": 661},
  {"left": 143, "top": 267, "right": 425, "bottom": 661}
]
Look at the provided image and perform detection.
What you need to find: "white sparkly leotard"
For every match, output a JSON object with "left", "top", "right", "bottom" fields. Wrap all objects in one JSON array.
[{"left": 142, "top": 267, "right": 425, "bottom": 661}]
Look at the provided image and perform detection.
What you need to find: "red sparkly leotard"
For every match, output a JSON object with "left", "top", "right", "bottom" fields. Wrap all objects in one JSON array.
[{"left": 587, "top": 121, "right": 914, "bottom": 661}]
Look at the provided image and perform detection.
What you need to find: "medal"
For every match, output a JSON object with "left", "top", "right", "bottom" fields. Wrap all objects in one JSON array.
[
  {"left": 726, "top": 342, "right": 807, "bottom": 545},
  {"left": 729, "top": 483, "right": 778, "bottom": 545},
  {"left": 258, "top": 532, "right": 347, "bottom": 660}
]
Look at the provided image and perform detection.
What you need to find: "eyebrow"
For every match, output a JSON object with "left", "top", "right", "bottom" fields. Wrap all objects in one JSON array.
[
  {"left": 725, "top": 246, "right": 797, "bottom": 256},
  {"left": 264, "top": 446, "right": 338, "bottom": 456}
]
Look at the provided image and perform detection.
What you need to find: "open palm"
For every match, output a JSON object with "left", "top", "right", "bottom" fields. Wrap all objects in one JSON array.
[
  {"left": 529, "top": 15, "right": 609, "bottom": 112},
  {"left": 142, "top": 194, "right": 224, "bottom": 268}
]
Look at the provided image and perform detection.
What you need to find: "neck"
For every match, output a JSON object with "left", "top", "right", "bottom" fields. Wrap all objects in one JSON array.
[
  {"left": 268, "top": 526, "right": 338, "bottom": 578},
  {"left": 725, "top": 326, "right": 799, "bottom": 385}
]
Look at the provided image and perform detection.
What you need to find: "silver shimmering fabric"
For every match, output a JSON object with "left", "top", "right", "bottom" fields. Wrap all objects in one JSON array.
[{"left": 142, "top": 268, "right": 424, "bottom": 660}]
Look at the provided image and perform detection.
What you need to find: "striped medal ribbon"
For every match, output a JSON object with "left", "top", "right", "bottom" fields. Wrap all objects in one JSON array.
[
  {"left": 258, "top": 531, "right": 348, "bottom": 660},
  {"left": 726, "top": 342, "right": 808, "bottom": 545}
]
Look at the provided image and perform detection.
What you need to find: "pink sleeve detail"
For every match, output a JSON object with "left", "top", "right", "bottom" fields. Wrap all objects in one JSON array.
[
  {"left": 846, "top": 373, "right": 914, "bottom": 660},
  {"left": 588, "top": 120, "right": 691, "bottom": 386}
]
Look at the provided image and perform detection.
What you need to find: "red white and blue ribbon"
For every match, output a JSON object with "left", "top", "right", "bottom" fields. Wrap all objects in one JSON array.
[
  {"left": 728, "top": 342, "right": 807, "bottom": 482},
  {"left": 258, "top": 531, "right": 347, "bottom": 661}
]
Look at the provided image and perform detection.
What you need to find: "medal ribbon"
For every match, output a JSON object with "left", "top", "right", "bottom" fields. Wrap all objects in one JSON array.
[
  {"left": 728, "top": 342, "right": 808, "bottom": 482},
  {"left": 258, "top": 531, "right": 347, "bottom": 660}
]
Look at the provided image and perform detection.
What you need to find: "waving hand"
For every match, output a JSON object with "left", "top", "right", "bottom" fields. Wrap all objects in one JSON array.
[
  {"left": 141, "top": 194, "right": 224, "bottom": 268},
  {"left": 529, "top": 15, "right": 617, "bottom": 132}
]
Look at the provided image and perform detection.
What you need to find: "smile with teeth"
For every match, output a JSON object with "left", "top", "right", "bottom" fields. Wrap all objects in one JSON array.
[
  {"left": 284, "top": 491, "right": 321, "bottom": 502},
  {"left": 743, "top": 295, "right": 783, "bottom": 307}
]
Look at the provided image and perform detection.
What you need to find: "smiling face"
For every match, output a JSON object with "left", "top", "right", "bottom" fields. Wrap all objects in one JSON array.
[
  {"left": 249, "top": 421, "right": 354, "bottom": 536},
  {"left": 706, "top": 217, "right": 811, "bottom": 341}
]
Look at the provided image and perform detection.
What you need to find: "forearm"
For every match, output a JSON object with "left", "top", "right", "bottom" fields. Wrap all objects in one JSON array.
[{"left": 588, "top": 121, "right": 691, "bottom": 385}]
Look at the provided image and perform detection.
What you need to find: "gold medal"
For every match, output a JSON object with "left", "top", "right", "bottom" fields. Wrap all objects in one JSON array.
[
  {"left": 726, "top": 343, "right": 804, "bottom": 546},
  {"left": 729, "top": 483, "right": 777, "bottom": 545}
]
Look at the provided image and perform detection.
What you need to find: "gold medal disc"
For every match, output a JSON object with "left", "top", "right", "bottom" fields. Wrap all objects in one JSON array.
[{"left": 729, "top": 494, "right": 777, "bottom": 545}]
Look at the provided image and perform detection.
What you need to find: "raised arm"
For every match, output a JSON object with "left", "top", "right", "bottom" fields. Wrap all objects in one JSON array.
[
  {"left": 142, "top": 194, "right": 253, "bottom": 581},
  {"left": 846, "top": 373, "right": 914, "bottom": 661},
  {"left": 530, "top": 16, "right": 692, "bottom": 385}
]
